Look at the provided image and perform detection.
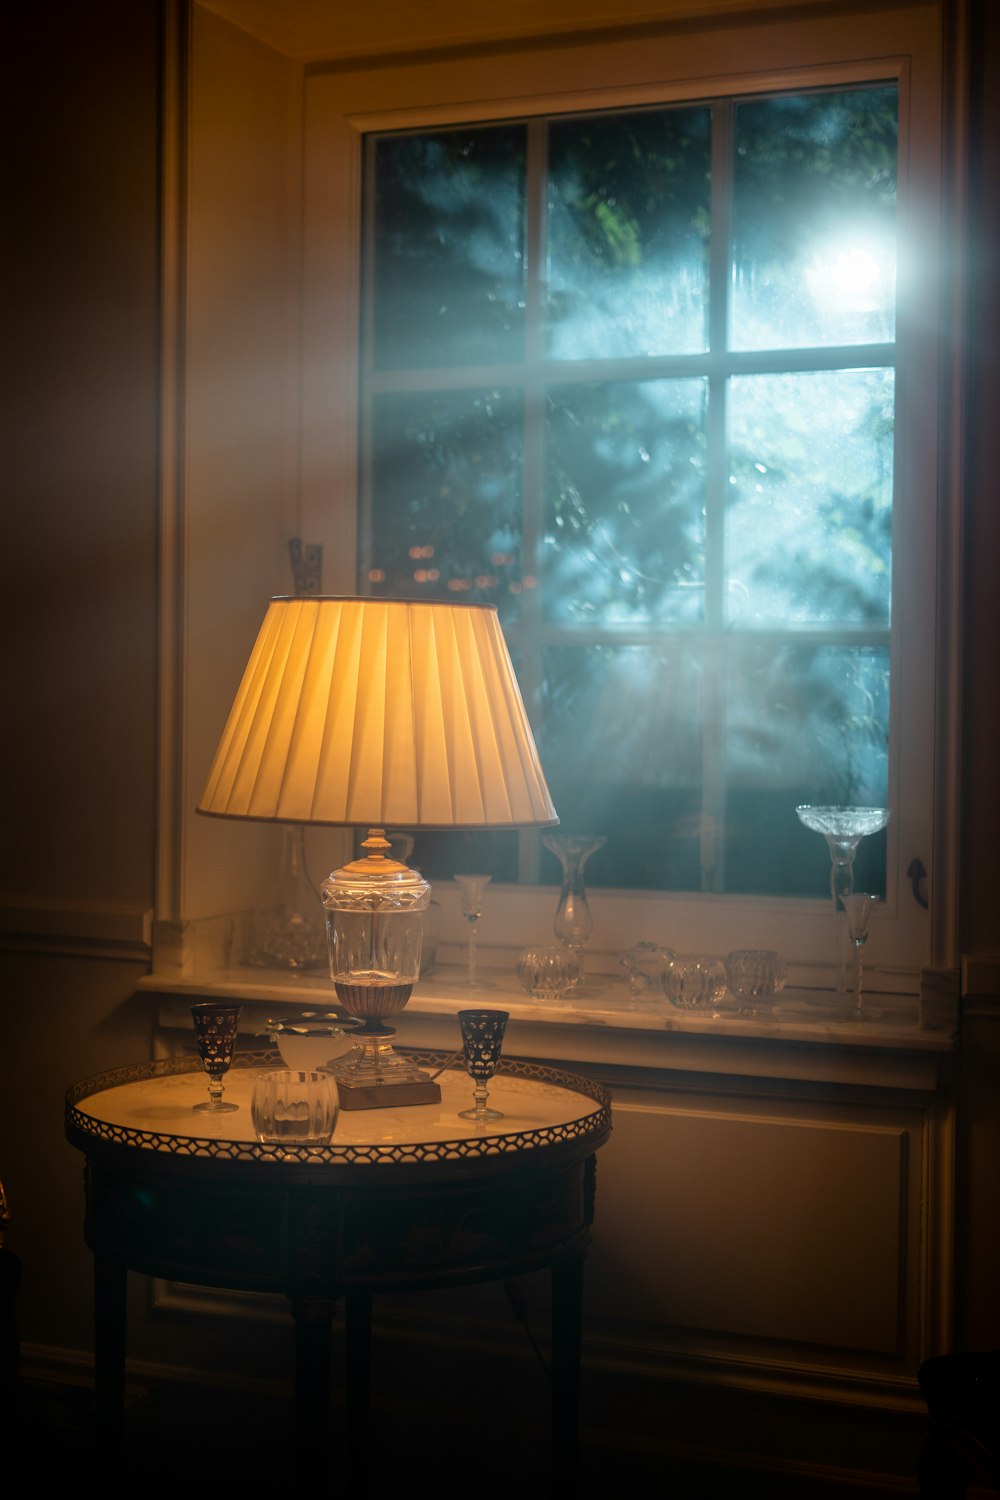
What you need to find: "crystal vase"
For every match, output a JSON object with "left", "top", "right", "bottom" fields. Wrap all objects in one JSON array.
[{"left": 542, "top": 833, "right": 605, "bottom": 982}]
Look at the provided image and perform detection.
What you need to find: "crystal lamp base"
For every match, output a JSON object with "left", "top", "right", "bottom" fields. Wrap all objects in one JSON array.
[{"left": 326, "top": 1000, "right": 441, "bottom": 1111}]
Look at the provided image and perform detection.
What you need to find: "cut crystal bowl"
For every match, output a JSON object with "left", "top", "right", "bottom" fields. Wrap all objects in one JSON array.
[{"left": 795, "top": 805, "right": 890, "bottom": 840}]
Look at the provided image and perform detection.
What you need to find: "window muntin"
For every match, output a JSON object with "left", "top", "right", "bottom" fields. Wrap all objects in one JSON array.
[{"left": 359, "top": 83, "right": 899, "bottom": 902}]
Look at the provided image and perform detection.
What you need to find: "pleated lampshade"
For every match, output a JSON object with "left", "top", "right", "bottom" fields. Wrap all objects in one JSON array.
[{"left": 197, "top": 595, "right": 558, "bottom": 831}]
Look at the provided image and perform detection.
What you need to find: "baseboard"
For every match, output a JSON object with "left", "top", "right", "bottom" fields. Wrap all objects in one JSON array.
[
  {"left": 18, "top": 1340, "right": 288, "bottom": 1407},
  {"left": 16, "top": 1332, "right": 936, "bottom": 1500}
]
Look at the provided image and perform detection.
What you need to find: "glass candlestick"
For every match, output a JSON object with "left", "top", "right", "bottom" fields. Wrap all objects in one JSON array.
[{"left": 542, "top": 833, "right": 605, "bottom": 982}]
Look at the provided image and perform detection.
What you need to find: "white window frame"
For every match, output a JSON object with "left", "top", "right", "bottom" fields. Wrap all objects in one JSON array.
[
  {"left": 153, "top": 2, "right": 960, "bottom": 1007},
  {"left": 295, "top": 4, "right": 952, "bottom": 993}
]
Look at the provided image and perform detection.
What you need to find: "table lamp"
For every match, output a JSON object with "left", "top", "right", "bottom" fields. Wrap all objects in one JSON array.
[{"left": 197, "top": 595, "right": 558, "bottom": 1109}]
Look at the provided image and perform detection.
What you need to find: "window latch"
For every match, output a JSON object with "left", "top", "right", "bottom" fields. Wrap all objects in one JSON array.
[{"left": 907, "top": 857, "right": 929, "bottom": 909}]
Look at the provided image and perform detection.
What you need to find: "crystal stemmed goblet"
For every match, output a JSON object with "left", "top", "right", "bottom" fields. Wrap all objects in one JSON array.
[
  {"left": 795, "top": 805, "right": 890, "bottom": 1001},
  {"left": 190, "top": 1002, "right": 242, "bottom": 1113},
  {"left": 457, "top": 1008, "right": 509, "bottom": 1123},
  {"left": 453, "top": 874, "right": 492, "bottom": 991},
  {"left": 840, "top": 893, "right": 880, "bottom": 1016}
]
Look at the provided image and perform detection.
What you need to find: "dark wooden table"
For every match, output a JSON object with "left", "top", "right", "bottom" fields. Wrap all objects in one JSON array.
[{"left": 65, "top": 1051, "right": 612, "bottom": 1497}]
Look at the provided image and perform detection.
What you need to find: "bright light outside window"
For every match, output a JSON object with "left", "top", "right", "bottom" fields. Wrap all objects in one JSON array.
[{"left": 359, "top": 84, "right": 898, "bottom": 903}]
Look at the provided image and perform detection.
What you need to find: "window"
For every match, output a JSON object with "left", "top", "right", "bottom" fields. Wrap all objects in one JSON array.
[
  {"left": 287, "top": 6, "right": 946, "bottom": 983},
  {"left": 360, "top": 86, "right": 898, "bottom": 907},
  {"left": 148, "top": 2, "right": 954, "bottom": 1006}
]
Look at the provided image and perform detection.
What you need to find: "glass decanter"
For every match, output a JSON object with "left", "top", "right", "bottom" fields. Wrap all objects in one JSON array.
[{"left": 248, "top": 823, "right": 327, "bottom": 971}]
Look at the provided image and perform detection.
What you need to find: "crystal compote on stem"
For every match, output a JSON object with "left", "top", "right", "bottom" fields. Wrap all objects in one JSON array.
[
  {"left": 190, "top": 1002, "right": 242, "bottom": 1113},
  {"left": 795, "top": 805, "right": 890, "bottom": 1005},
  {"left": 454, "top": 874, "right": 492, "bottom": 991},
  {"left": 457, "top": 1008, "right": 509, "bottom": 1124},
  {"left": 542, "top": 833, "right": 605, "bottom": 982}
]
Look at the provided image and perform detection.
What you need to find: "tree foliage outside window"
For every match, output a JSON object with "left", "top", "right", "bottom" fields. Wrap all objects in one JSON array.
[{"left": 360, "top": 85, "right": 897, "bottom": 897}]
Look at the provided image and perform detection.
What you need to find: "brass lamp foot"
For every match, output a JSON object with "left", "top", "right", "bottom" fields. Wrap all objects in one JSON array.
[{"left": 336, "top": 1075, "right": 442, "bottom": 1111}]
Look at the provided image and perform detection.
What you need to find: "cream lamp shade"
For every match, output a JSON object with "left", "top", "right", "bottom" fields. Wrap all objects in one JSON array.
[{"left": 196, "top": 595, "right": 558, "bottom": 831}]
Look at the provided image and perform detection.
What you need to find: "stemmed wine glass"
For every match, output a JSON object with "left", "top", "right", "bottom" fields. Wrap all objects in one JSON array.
[
  {"left": 457, "top": 1008, "right": 508, "bottom": 1124},
  {"left": 190, "top": 1002, "right": 242, "bottom": 1113},
  {"left": 840, "top": 894, "right": 880, "bottom": 1017},
  {"left": 795, "top": 805, "right": 890, "bottom": 1002},
  {"left": 453, "top": 874, "right": 492, "bottom": 991}
]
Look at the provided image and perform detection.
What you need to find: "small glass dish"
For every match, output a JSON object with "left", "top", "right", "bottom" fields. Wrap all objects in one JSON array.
[
  {"left": 264, "top": 1011, "right": 361, "bottom": 1072},
  {"left": 516, "top": 945, "right": 582, "bottom": 1000},
  {"left": 661, "top": 954, "right": 728, "bottom": 1012},
  {"left": 725, "top": 949, "right": 786, "bottom": 1017},
  {"left": 619, "top": 941, "right": 675, "bottom": 1000}
]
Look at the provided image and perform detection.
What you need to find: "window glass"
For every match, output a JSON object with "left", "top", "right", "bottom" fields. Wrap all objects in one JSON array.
[
  {"left": 371, "top": 125, "right": 527, "bottom": 369},
  {"left": 726, "top": 368, "right": 894, "bottom": 626},
  {"left": 361, "top": 84, "right": 898, "bottom": 898},
  {"left": 366, "top": 388, "right": 524, "bottom": 629},
  {"left": 543, "top": 378, "right": 708, "bottom": 625},
  {"left": 724, "top": 641, "right": 890, "bottom": 895},
  {"left": 538, "top": 642, "right": 705, "bottom": 891},
  {"left": 731, "top": 87, "right": 898, "bottom": 351},
  {"left": 546, "top": 106, "right": 711, "bottom": 358}
]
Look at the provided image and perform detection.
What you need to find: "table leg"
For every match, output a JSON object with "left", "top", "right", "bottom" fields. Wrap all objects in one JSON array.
[
  {"left": 344, "top": 1288, "right": 373, "bottom": 1496},
  {"left": 291, "top": 1298, "right": 335, "bottom": 1486},
  {"left": 550, "top": 1253, "right": 585, "bottom": 1499},
  {"left": 93, "top": 1250, "right": 127, "bottom": 1432}
]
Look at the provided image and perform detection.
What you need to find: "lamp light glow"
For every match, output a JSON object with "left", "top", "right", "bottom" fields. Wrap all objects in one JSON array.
[{"left": 197, "top": 595, "right": 557, "bottom": 1109}]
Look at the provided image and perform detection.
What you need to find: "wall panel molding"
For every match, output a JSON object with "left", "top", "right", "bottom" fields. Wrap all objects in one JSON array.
[{"left": 0, "top": 899, "right": 153, "bottom": 960}]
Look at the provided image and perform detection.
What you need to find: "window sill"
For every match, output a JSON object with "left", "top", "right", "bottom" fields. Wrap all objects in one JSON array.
[{"left": 138, "top": 958, "right": 955, "bottom": 1068}]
